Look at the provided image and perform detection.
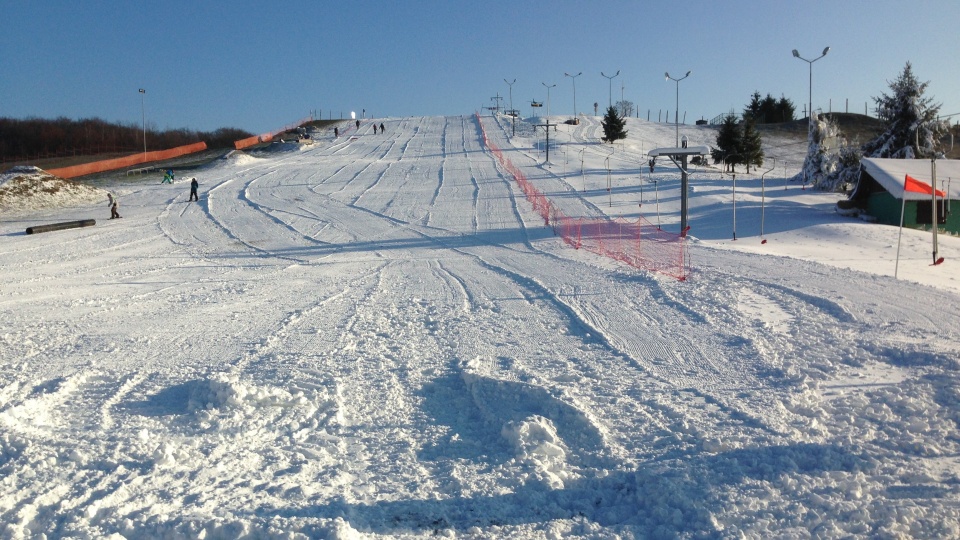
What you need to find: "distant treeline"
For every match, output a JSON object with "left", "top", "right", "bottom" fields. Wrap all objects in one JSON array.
[{"left": 0, "top": 117, "right": 253, "bottom": 163}]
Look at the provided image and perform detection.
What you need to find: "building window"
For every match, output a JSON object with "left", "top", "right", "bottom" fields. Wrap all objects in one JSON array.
[{"left": 915, "top": 200, "right": 947, "bottom": 225}]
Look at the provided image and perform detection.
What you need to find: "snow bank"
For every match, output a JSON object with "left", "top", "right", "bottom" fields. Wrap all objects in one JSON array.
[{"left": 0, "top": 166, "right": 108, "bottom": 212}]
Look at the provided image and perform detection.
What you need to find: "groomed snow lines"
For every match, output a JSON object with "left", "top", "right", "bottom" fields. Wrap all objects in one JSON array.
[{"left": 476, "top": 113, "right": 689, "bottom": 281}]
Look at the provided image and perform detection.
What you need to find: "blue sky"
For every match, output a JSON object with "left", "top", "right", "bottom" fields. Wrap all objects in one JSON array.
[{"left": 3, "top": 1, "right": 958, "bottom": 135}]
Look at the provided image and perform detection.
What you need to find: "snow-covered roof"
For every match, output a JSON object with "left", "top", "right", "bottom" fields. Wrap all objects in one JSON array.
[{"left": 858, "top": 157, "right": 960, "bottom": 200}]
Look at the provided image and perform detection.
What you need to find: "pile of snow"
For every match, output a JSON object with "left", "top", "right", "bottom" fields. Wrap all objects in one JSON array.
[
  {"left": 221, "top": 150, "right": 262, "bottom": 167},
  {"left": 0, "top": 166, "right": 108, "bottom": 213}
]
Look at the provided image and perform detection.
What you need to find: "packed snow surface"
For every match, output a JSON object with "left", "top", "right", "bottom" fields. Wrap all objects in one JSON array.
[{"left": 1, "top": 115, "right": 959, "bottom": 538}]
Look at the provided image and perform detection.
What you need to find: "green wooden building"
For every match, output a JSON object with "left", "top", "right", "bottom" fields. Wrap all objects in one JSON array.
[{"left": 845, "top": 157, "right": 960, "bottom": 234}]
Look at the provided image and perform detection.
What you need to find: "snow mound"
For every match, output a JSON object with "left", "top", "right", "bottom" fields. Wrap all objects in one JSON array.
[
  {"left": 188, "top": 373, "right": 304, "bottom": 411},
  {"left": 0, "top": 166, "right": 108, "bottom": 212},
  {"left": 222, "top": 150, "right": 261, "bottom": 166},
  {"left": 502, "top": 416, "right": 576, "bottom": 489}
]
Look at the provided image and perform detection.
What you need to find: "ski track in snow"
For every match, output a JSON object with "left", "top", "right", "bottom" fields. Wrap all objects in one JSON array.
[{"left": 1, "top": 115, "right": 960, "bottom": 538}]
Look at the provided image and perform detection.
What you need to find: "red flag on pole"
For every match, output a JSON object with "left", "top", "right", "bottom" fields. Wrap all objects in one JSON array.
[{"left": 904, "top": 174, "right": 946, "bottom": 197}]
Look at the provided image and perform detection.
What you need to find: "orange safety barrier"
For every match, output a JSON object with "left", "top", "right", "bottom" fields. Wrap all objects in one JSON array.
[
  {"left": 47, "top": 142, "right": 208, "bottom": 179},
  {"left": 234, "top": 135, "right": 261, "bottom": 150},
  {"left": 234, "top": 116, "right": 313, "bottom": 150},
  {"left": 475, "top": 113, "right": 689, "bottom": 281}
]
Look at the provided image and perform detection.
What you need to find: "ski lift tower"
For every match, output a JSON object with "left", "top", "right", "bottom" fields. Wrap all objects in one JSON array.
[{"left": 648, "top": 141, "right": 711, "bottom": 234}]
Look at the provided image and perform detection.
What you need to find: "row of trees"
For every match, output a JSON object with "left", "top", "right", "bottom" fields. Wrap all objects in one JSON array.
[
  {"left": 743, "top": 92, "right": 796, "bottom": 124},
  {"left": 712, "top": 115, "right": 764, "bottom": 172},
  {"left": 0, "top": 117, "right": 253, "bottom": 163}
]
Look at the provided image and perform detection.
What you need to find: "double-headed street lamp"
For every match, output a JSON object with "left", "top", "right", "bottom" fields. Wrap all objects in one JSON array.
[
  {"left": 665, "top": 71, "right": 691, "bottom": 148},
  {"left": 542, "top": 82, "right": 556, "bottom": 119},
  {"left": 564, "top": 71, "right": 581, "bottom": 123},
  {"left": 138, "top": 88, "right": 147, "bottom": 158},
  {"left": 791, "top": 46, "right": 830, "bottom": 128},
  {"left": 601, "top": 70, "right": 620, "bottom": 108}
]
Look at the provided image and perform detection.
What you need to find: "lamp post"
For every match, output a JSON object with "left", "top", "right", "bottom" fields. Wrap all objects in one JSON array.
[
  {"left": 542, "top": 82, "right": 556, "bottom": 120},
  {"left": 138, "top": 88, "right": 146, "bottom": 158},
  {"left": 791, "top": 47, "right": 830, "bottom": 127},
  {"left": 665, "top": 71, "right": 691, "bottom": 148},
  {"left": 601, "top": 70, "right": 620, "bottom": 108},
  {"left": 564, "top": 71, "right": 581, "bottom": 123},
  {"left": 504, "top": 78, "right": 516, "bottom": 136}
]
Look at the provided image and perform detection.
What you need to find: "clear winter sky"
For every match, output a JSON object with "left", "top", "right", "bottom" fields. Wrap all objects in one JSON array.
[{"left": 2, "top": 0, "right": 958, "bottom": 135}]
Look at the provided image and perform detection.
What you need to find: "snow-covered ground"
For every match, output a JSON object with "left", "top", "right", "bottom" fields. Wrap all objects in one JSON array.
[{"left": 1, "top": 114, "right": 959, "bottom": 539}]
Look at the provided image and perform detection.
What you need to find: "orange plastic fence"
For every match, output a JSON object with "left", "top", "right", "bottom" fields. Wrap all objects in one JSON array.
[
  {"left": 47, "top": 142, "right": 208, "bottom": 179},
  {"left": 234, "top": 116, "right": 313, "bottom": 150},
  {"left": 234, "top": 135, "right": 261, "bottom": 150},
  {"left": 475, "top": 113, "right": 689, "bottom": 280}
]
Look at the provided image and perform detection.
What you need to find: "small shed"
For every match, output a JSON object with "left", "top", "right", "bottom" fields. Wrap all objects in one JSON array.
[{"left": 846, "top": 157, "right": 960, "bottom": 234}]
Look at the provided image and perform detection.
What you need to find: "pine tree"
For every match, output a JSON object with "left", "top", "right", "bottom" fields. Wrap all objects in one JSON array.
[
  {"left": 797, "top": 112, "right": 842, "bottom": 188},
  {"left": 743, "top": 91, "right": 762, "bottom": 122},
  {"left": 775, "top": 95, "right": 796, "bottom": 123},
  {"left": 862, "top": 61, "right": 948, "bottom": 159},
  {"left": 711, "top": 114, "right": 742, "bottom": 172},
  {"left": 600, "top": 106, "right": 627, "bottom": 143},
  {"left": 740, "top": 118, "right": 764, "bottom": 173}
]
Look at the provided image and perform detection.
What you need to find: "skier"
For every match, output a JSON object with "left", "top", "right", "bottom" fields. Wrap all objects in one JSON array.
[
  {"left": 372, "top": 124, "right": 377, "bottom": 135},
  {"left": 380, "top": 122, "right": 385, "bottom": 133},
  {"left": 334, "top": 127, "right": 339, "bottom": 137},
  {"left": 355, "top": 119, "right": 360, "bottom": 130},
  {"left": 189, "top": 177, "right": 199, "bottom": 201},
  {"left": 108, "top": 193, "right": 121, "bottom": 219}
]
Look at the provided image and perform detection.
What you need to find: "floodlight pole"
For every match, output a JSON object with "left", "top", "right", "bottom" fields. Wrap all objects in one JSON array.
[
  {"left": 665, "top": 71, "right": 691, "bottom": 147},
  {"left": 542, "top": 82, "right": 556, "bottom": 120},
  {"left": 138, "top": 88, "right": 147, "bottom": 158},
  {"left": 564, "top": 71, "right": 581, "bottom": 123},
  {"left": 792, "top": 47, "right": 830, "bottom": 129},
  {"left": 504, "top": 78, "right": 516, "bottom": 136},
  {"left": 792, "top": 46, "right": 830, "bottom": 188},
  {"left": 601, "top": 70, "right": 620, "bottom": 108}
]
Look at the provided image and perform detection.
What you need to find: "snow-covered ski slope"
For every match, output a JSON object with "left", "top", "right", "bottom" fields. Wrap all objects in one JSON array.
[{"left": 1, "top": 114, "right": 960, "bottom": 538}]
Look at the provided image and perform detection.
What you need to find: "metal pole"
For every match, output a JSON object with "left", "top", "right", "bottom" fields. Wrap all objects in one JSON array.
[
  {"left": 542, "top": 82, "right": 556, "bottom": 120},
  {"left": 680, "top": 154, "right": 689, "bottom": 233},
  {"left": 932, "top": 157, "right": 941, "bottom": 264},
  {"left": 139, "top": 88, "right": 146, "bottom": 158},
  {"left": 601, "top": 70, "right": 620, "bottom": 108},
  {"left": 665, "top": 71, "right": 691, "bottom": 147},
  {"left": 504, "top": 78, "right": 516, "bottom": 136},
  {"left": 565, "top": 72, "right": 581, "bottom": 122}
]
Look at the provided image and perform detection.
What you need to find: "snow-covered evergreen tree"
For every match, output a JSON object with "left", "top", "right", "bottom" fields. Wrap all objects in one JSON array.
[
  {"left": 800, "top": 62, "right": 947, "bottom": 192},
  {"left": 797, "top": 112, "right": 843, "bottom": 188},
  {"left": 861, "top": 61, "right": 948, "bottom": 159}
]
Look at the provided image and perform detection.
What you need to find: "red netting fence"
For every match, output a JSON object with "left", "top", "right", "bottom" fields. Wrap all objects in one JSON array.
[{"left": 476, "top": 113, "right": 689, "bottom": 281}]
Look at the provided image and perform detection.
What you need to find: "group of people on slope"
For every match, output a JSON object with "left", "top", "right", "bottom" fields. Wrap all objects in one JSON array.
[
  {"left": 334, "top": 122, "right": 386, "bottom": 138},
  {"left": 108, "top": 171, "right": 199, "bottom": 220}
]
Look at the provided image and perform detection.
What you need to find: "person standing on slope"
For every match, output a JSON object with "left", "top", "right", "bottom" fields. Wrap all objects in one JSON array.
[
  {"left": 108, "top": 193, "right": 121, "bottom": 219},
  {"left": 189, "top": 177, "right": 199, "bottom": 202}
]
